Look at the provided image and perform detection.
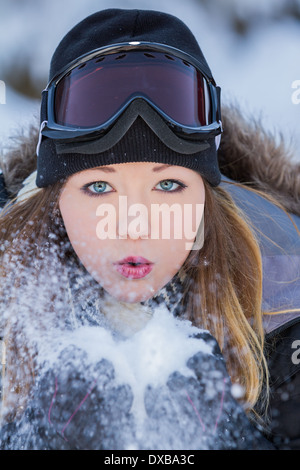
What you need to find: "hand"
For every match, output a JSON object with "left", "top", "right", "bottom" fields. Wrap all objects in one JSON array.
[
  {"left": 142, "top": 331, "right": 272, "bottom": 450},
  {"left": 30, "top": 345, "right": 136, "bottom": 450}
]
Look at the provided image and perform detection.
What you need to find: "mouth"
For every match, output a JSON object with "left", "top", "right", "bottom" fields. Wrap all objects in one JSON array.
[{"left": 113, "top": 256, "right": 154, "bottom": 279}]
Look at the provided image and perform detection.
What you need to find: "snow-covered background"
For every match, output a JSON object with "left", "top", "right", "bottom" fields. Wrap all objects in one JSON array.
[{"left": 0, "top": 0, "right": 299, "bottom": 160}]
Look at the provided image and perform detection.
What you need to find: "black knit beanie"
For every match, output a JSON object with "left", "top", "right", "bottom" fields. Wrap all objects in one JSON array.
[{"left": 36, "top": 9, "right": 221, "bottom": 187}]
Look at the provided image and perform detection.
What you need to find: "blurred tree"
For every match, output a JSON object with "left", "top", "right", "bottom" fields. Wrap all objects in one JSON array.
[
  {"left": 196, "top": 0, "right": 300, "bottom": 35},
  {"left": 2, "top": 63, "right": 45, "bottom": 100}
]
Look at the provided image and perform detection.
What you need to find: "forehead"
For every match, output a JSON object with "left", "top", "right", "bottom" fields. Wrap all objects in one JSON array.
[
  {"left": 66, "top": 162, "right": 201, "bottom": 182},
  {"left": 78, "top": 162, "right": 174, "bottom": 173}
]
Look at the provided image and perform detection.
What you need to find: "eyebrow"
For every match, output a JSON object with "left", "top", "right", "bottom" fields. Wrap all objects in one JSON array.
[
  {"left": 88, "top": 164, "right": 173, "bottom": 173},
  {"left": 89, "top": 166, "right": 116, "bottom": 173},
  {"left": 152, "top": 164, "right": 173, "bottom": 172}
]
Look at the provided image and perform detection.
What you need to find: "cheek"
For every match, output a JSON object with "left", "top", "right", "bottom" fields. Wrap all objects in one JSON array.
[
  {"left": 59, "top": 196, "right": 99, "bottom": 254},
  {"left": 154, "top": 200, "right": 204, "bottom": 249},
  {"left": 159, "top": 238, "right": 190, "bottom": 268},
  {"left": 59, "top": 195, "right": 119, "bottom": 280}
]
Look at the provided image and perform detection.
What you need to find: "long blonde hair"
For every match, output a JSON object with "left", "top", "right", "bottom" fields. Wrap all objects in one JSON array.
[{"left": 182, "top": 182, "right": 268, "bottom": 410}]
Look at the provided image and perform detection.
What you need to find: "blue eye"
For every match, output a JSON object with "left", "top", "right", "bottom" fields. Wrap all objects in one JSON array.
[
  {"left": 91, "top": 182, "right": 109, "bottom": 193},
  {"left": 82, "top": 181, "right": 113, "bottom": 196},
  {"left": 156, "top": 179, "right": 186, "bottom": 192}
]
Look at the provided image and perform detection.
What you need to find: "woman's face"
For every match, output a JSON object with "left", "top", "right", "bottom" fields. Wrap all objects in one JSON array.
[{"left": 59, "top": 162, "right": 205, "bottom": 302}]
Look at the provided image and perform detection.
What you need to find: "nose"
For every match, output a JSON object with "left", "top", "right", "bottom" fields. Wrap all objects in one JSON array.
[{"left": 117, "top": 195, "right": 150, "bottom": 240}]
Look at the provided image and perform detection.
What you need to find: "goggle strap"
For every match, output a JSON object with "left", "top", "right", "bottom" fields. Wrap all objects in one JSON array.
[
  {"left": 40, "top": 90, "right": 48, "bottom": 124},
  {"left": 216, "top": 86, "right": 222, "bottom": 122}
]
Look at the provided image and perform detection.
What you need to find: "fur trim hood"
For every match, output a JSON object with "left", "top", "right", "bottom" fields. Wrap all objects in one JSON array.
[
  {"left": 218, "top": 105, "right": 300, "bottom": 217},
  {"left": 1, "top": 105, "right": 300, "bottom": 216}
]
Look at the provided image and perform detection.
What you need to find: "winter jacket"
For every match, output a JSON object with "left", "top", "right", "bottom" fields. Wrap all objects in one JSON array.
[
  {"left": 221, "top": 175, "right": 300, "bottom": 449},
  {"left": 0, "top": 105, "right": 299, "bottom": 449}
]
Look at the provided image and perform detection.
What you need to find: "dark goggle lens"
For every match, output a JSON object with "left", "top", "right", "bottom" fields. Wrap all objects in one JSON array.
[{"left": 54, "top": 51, "right": 211, "bottom": 129}]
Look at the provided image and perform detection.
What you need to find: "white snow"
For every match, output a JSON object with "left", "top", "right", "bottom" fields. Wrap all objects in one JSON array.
[{"left": 32, "top": 303, "right": 214, "bottom": 431}]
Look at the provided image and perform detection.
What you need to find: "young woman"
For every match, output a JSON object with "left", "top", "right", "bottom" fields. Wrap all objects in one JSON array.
[{"left": 0, "top": 8, "right": 299, "bottom": 450}]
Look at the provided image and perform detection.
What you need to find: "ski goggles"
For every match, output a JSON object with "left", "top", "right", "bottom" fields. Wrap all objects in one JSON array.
[{"left": 39, "top": 42, "right": 222, "bottom": 144}]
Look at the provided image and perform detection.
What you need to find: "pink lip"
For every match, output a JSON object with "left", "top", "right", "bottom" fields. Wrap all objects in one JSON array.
[{"left": 113, "top": 256, "right": 154, "bottom": 279}]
